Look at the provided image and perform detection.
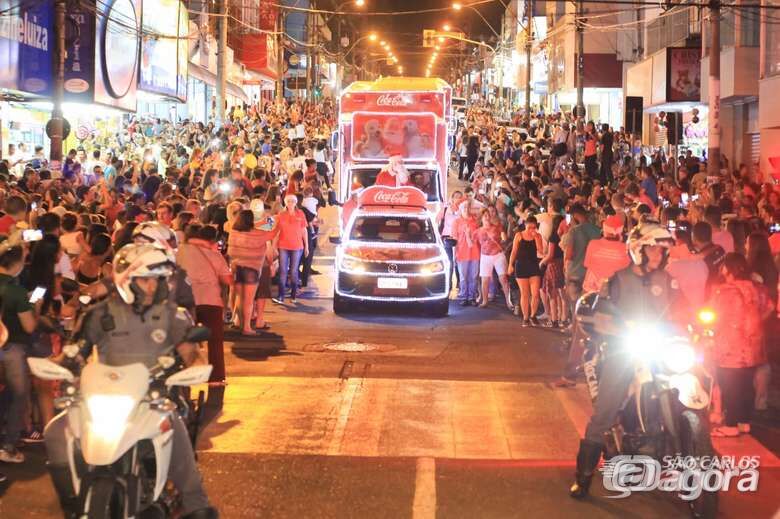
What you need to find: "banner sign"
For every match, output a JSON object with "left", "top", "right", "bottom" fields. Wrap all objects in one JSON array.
[
  {"left": 667, "top": 47, "right": 701, "bottom": 102},
  {"left": 0, "top": 0, "right": 54, "bottom": 96},
  {"left": 140, "top": 0, "right": 188, "bottom": 100},
  {"left": 358, "top": 186, "right": 427, "bottom": 209},
  {"left": 95, "top": 0, "right": 141, "bottom": 111},
  {"left": 64, "top": 1, "right": 96, "bottom": 102},
  {"left": 350, "top": 112, "right": 437, "bottom": 161}
]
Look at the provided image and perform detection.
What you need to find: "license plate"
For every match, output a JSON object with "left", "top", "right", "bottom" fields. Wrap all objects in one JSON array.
[{"left": 377, "top": 277, "right": 408, "bottom": 289}]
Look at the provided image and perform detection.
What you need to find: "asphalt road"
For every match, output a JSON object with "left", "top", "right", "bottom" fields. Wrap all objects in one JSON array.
[{"left": 2, "top": 180, "right": 780, "bottom": 518}]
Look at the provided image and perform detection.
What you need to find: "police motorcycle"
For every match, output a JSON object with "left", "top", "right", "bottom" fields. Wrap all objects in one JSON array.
[
  {"left": 29, "top": 328, "right": 212, "bottom": 519},
  {"left": 574, "top": 231, "right": 717, "bottom": 518}
]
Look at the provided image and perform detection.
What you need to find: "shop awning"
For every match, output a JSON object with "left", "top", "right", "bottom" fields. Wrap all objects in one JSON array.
[{"left": 188, "top": 62, "right": 249, "bottom": 102}]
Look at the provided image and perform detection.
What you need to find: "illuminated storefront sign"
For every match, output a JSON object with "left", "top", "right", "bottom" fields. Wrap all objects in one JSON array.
[{"left": 0, "top": 0, "right": 53, "bottom": 96}]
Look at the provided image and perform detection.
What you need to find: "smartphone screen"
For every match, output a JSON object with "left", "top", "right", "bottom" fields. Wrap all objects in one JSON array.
[
  {"left": 29, "top": 286, "right": 47, "bottom": 303},
  {"left": 22, "top": 229, "right": 43, "bottom": 242}
]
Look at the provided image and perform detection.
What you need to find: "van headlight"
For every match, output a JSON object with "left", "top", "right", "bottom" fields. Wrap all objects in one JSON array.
[
  {"left": 420, "top": 260, "right": 445, "bottom": 275},
  {"left": 340, "top": 256, "right": 366, "bottom": 273}
]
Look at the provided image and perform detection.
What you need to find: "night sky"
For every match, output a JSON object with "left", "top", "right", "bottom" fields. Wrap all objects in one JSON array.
[{"left": 354, "top": 0, "right": 504, "bottom": 77}]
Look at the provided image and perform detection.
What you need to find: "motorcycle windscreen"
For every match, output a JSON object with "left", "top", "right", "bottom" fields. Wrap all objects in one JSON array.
[
  {"left": 349, "top": 112, "right": 438, "bottom": 161},
  {"left": 79, "top": 362, "right": 151, "bottom": 465}
]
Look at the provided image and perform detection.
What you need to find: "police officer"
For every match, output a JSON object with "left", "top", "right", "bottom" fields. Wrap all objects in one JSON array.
[
  {"left": 570, "top": 221, "right": 684, "bottom": 498},
  {"left": 44, "top": 244, "right": 217, "bottom": 518}
]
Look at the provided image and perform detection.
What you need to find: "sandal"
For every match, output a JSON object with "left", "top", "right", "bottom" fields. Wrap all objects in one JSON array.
[
  {"left": 710, "top": 426, "right": 739, "bottom": 438},
  {"left": 254, "top": 324, "right": 271, "bottom": 331}
]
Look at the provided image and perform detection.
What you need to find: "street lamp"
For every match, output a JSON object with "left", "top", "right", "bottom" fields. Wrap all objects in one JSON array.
[
  {"left": 368, "top": 33, "right": 377, "bottom": 42},
  {"left": 443, "top": 23, "right": 451, "bottom": 31},
  {"left": 452, "top": 2, "right": 462, "bottom": 10},
  {"left": 355, "top": 0, "right": 365, "bottom": 6}
]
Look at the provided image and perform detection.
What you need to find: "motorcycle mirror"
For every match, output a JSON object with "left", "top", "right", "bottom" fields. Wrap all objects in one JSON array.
[
  {"left": 185, "top": 326, "right": 210, "bottom": 343},
  {"left": 63, "top": 344, "right": 81, "bottom": 359},
  {"left": 27, "top": 358, "right": 75, "bottom": 382},
  {"left": 157, "top": 356, "right": 176, "bottom": 370}
]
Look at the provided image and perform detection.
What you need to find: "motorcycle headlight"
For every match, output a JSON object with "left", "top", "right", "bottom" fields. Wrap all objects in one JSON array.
[
  {"left": 420, "top": 260, "right": 445, "bottom": 275},
  {"left": 663, "top": 339, "right": 696, "bottom": 374},
  {"left": 86, "top": 395, "right": 135, "bottom": 443},
  {"left": 340, "top": 256, "right": 366, "bottom": 273},
  {"left": 623, "top": 323, "right": 665, "bottom": 363}
]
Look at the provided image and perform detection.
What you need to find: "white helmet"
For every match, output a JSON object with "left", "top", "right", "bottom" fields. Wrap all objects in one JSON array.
[
  {"left": 627, "top": 220, "right": 675, "bottom": 266},
  {"left": 133, "top": 221, "right": 178, "bottom": 251},
  {"left": 113, "top": 243, "right": 176, "bottom": 305}
]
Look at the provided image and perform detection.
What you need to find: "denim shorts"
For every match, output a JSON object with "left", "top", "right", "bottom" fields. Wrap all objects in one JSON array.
[{"left": 234, "top": 265, "right": 260, "bottom": 284}]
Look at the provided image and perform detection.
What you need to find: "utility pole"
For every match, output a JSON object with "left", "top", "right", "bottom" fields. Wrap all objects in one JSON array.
[
  {"left": 50, "top": 0, "right": 66, "bottom": 163},
  {"left": 215, "top": 0, "right": 227, "bottom": 126},
  {"left": 495, "top": 12, "right": 505, "bottom": 113},
  {"left": 707, "top": 0, "right": 721, "bottom": 176},
  {"left": 306, "top": 9, "right": 313, "bottom": 100},
  {"left": 575, "top": 0, "right": 585, "bottom": 119},
  {"left": 277, "top": 10, "right": 286, "bottom": 101},
  {"left": 525, "top": 0, "right": 533, "bottom": 116}
]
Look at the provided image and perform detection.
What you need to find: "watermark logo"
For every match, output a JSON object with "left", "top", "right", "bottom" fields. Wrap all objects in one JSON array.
[{"left": 601, "top": 455, "right": 760, "bottom": 500}]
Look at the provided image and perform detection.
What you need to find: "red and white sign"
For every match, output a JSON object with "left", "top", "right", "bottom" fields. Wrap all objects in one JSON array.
[
  {"left": 350, "top": 112, "right": 437, "bottom": 160},
  {"left": 358, "top": 186, "right": 427, "bottom": 209},
  {"left": 376, "top": 93, "right": 412, "bottom": 107},
  {"left": 341, "top": 91, "right": 445, "bottom": 117}
]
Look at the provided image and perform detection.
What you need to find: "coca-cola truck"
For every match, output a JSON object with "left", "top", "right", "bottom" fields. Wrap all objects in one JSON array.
[
  {"left": 337, "top": 77, "right": 451, "bottom": 215},
  {"left": 331, "top": 185, "right": 450, "bottom": 316}
]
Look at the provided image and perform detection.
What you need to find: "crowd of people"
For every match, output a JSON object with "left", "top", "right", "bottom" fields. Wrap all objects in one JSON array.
[
  {"left": 0, "top": 97, "right": 337, "bottom": 489},
  {"left": 0, "top": 92, "right": 777, "bottom": 509},
  {"left": 447, "top": 107, "right": 777, "bottom": 439}
]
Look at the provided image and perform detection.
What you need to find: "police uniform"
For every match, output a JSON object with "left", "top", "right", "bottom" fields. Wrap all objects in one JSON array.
[
  {"left": 44, "top": 295, "right": 210, "bottom": 516},
  {"left": 570, "top": 264, "right": 683, "bottom": 498},
  {"left": 584, "top": 265, "right": 681, "bottom": 444}
]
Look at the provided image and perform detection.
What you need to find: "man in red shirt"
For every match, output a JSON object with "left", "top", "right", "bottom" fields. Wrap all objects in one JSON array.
[
  {"left": 0, "top": 196, "right": 28, "bottom": 235},
  {"left": 452, "top": 202, "right": 480, "bottom": 305},
  {"left": 273, "top": 194, "right": 309, "bottom": 304}
]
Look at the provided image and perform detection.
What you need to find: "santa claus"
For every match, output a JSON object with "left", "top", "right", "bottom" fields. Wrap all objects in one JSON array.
[{"left": 374, "top": 155, "right": 410, "bottom": 187}]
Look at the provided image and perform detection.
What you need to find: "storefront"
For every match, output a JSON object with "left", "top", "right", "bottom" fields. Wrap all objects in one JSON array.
[
  {"left": 626, "top": 47, "right": 707, "bottom": 155},
  {"left": 0, "top": 0, "right": 54, "bottom": 157}
]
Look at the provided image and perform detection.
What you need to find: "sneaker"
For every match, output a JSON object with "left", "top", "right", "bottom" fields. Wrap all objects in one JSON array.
[
  {"left": 20, "top": 430, "right": 44, "bottom": 444},
  {"left": 710, "top": 426, "right": 739, "bottom": 438},
  {"left": 737, "top": 423, "right": 751, "bottom": 434},
  {"left": 223, "top": 310, "right": 233, "bottom": 324},
  {"left": 521, "top": 319, "right": 530, "bottom": 327},
  {"left": 513, "top": 305, "right": 520, "bottom": 316},
  {"left": 290, "top": 296, "right": 297, "bottom": 303},
  {"left": 460, "top": 299, "right": 470, "bottom": 307},
  {"left": 271, "top": 298, "right": 285, "bottom": 305},
  {"left": 310, "top": 269, "right": 322, "bottom": 275},
  {"left": 0, "top": 447, "right": 24, "bottom": 464}
]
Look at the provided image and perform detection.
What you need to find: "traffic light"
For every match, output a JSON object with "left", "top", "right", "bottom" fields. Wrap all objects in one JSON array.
[
  {"left": 423, "top": 29, "right": 435, "bottom": 48},
  {"left": 313, "top": 86, "right": 322, "bottom": 98}
]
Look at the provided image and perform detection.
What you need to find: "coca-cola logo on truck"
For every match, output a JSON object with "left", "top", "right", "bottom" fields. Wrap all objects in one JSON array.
[
  {"left": 359, "top": 186, "right": 426, "bottom": 208},
  {"left": 376, "top": 94, "right": 412, "bottom": 107}
]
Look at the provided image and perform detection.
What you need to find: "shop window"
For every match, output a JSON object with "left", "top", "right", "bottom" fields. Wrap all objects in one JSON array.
[{"left": 766, "top": 6, "right": 780, "bottom": 76}]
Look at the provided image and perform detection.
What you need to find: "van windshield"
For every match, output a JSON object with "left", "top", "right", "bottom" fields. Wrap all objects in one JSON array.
[{"left": 349, "top": 215, "right": 436, "bottom": 244}]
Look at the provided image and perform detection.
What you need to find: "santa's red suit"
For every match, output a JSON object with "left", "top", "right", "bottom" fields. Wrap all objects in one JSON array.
[{"left": 374, "top": 168, "right": 398, "bottom": 187}]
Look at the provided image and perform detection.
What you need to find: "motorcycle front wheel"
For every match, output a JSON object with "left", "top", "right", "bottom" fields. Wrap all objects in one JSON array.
[
  {"left": 85, "top": 477, "right": 126, "bottom": 519},
  {"left": 678, "top": 410, "right": 718, "bottom": 519}
]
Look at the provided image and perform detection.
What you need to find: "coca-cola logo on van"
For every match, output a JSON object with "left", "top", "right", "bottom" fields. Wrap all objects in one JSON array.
[
  {"left": 373, "top": 191, "right": 410, "bottom": 205},
  {"left": 358, "top": 186, "right": 427, "bottom": 208},
  {"left": 376, "top": 94, "right": 412, "bottom": 107}
]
